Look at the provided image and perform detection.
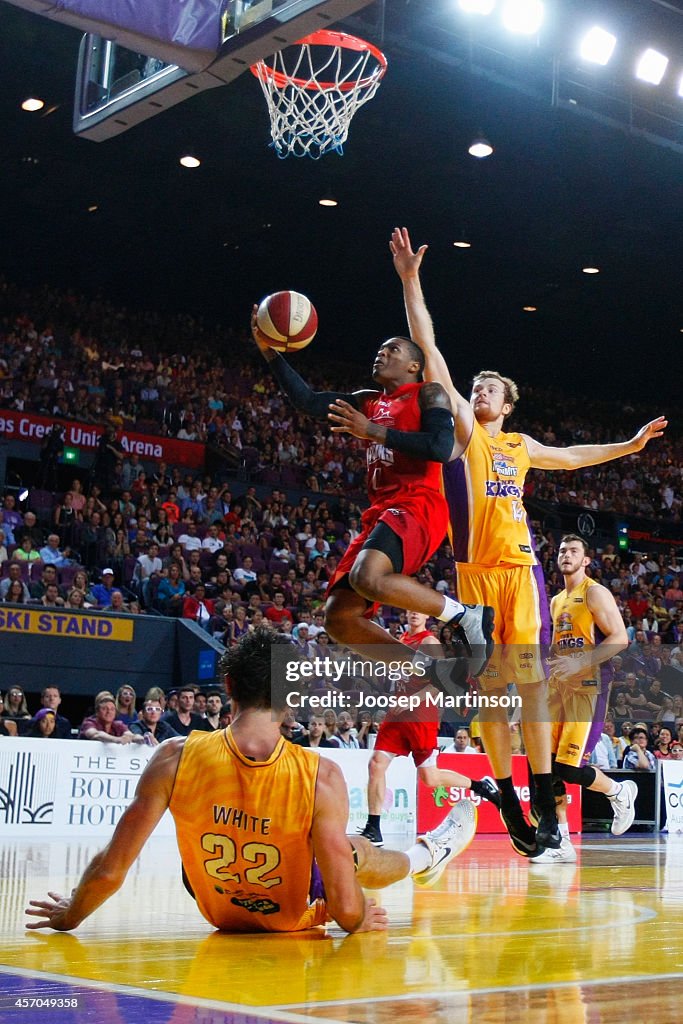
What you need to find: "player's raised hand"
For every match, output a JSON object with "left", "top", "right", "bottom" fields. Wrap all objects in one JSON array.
[
  {"left": 390, "top": 226, "right": 428, "bottom": 280},
  {"left": 25, "top": 890, "right": 75, "bottom": 931},
  {"left": 328, "top": 399, "right": 377, "bottom": 441},
  {"left": 250, "top": 304, "right": 274, "bottom": 358},
  {"left": 630, "top": 416, "right": 668, "bottom": 452}
]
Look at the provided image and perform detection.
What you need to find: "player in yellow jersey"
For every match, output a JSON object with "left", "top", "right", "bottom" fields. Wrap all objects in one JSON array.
[
  {"left": 25, "top": 630, "right": 477, "bottom": 934},
  {"left": 530, "top": 535, "right": 632, "bottom": 862},
  {"left": 391, "top": 225, "right": 667, "bottom": 857}
]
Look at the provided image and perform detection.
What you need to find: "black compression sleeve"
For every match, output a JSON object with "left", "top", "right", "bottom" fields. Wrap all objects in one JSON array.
[
  {"left": 269, "top": 354, "right": 357, "bottom": 418},
  {"left": 384, "top": 406, "right": 454, "bottom": 464}
]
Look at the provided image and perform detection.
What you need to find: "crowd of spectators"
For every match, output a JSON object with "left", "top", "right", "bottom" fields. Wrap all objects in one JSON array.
[{"left": 2, "top": 278, "right": 683, "bottom": 771}]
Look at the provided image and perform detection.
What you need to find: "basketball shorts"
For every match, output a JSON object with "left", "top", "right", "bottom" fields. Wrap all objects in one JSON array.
[
  {"left": 455, "top": 562, "right": 551, "bottom": 690},
  {"left": 549, "top": 677, "right": 610, "bottom": 767},
  {"left": 373, "top": 719, "right": 439, "bottom": 768},
  {"left": 327, "top": 489, "right": 449, "bottom": 612}
]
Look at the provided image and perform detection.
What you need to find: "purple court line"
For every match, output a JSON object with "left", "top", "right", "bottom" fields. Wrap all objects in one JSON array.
[{"left": 0, "top": 970, "right": 343, "bottom": 1024}]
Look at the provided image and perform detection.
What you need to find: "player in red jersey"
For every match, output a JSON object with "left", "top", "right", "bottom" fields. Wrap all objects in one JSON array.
[
  {"left": 251, "top": 310, "right": 494, "bottom": 681},
  {"left": 357, "top": 610, "right": 501, "bottom": 846}
]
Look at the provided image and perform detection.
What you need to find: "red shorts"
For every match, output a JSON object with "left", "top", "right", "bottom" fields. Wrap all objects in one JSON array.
[
  {"left": 327, "top": 488, "right": 448, "bottom": 607},
  {"left": 374, "top": 720, "right": 439, "bottom": 768}
]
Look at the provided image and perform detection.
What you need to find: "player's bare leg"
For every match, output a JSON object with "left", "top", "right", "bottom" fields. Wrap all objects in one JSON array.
[
  {"left": 419, "top": 766, "right": 501, "bottom": 808},
  {"left": 351, "top": 801, "right": 478, "bottom": 888},
  {"left": 357, "top": 752, "right": 391, "bottom": 847},
  {"left": 349, "top": 548, "right": 448, "bottom": 618},
  {"left": 518, "top": 681, "right": 560, "bottom": 850}
]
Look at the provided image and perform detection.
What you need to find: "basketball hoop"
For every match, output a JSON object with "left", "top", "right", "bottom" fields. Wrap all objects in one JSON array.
[{"left": 251, "top": 30, "right": 387, "bottom": 159}]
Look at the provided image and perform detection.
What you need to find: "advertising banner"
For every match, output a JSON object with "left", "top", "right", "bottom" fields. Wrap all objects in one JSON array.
[
  {"left": 417, "top": 753, "right": 582, "bottom": 834},
  {"left": 0, "top": 408, "right": 204, "bottom": 468},
  {"left": 661, "top": 761, "right": 683, "bottom": 833}
]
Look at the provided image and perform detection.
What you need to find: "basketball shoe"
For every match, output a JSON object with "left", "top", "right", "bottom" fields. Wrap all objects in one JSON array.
[
  {"left": 500, "top": 805, "right": 538, "bottom": 857},
  {"left": 413, "top": 800, "right": 477, "bottom": 887},
  {"left": 445, "top": 605, "right": 495, "bottom": 678},
  {"left": 529, "top": 836, "right": 577, "bottom": 864},
  {"left": 609, "top": 780, "right": 638, "bottom": 836},
  {"left": 356, "top": 822, "right": 384, "bottom": 847}
]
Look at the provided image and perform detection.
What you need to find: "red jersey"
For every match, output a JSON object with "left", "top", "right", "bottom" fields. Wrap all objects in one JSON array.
[{"left": 361, "top": 383, "right": 444, "bottom": 504}]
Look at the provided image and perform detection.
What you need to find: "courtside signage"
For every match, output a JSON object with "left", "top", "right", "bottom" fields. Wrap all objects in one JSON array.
[{"left": 0, "top": 608, "right": 134, "bottom": 641}]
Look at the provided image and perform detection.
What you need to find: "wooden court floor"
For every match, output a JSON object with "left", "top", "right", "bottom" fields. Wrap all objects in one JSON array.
[{"left": 1, "top": 832, "right": 682, "bottom": 1024}]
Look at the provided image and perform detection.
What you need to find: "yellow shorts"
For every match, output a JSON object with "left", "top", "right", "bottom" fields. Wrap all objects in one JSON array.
[
  {"left": 548, "top": 678, "right": 601, "bottom": 767},
  {"left": 456, "top": 563, "right": 551, "bottom": 690}
]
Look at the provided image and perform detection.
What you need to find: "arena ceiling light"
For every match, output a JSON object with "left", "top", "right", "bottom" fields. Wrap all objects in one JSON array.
[
  {"left": 579, "top": 26, "right": 617, "bottom": 66},
  {"left": 468, "top": 136, "right": 494, "bottom": 157},
  {"left": 635, "top": 48, "right": 669, "bottom": 85},
  {"left": 21, "top": 97, "right": 44, "bottom": 111},
  {"left": 501, "top": 0, "right": 544, "bottom": 36},
  {"left": 179, "top": 154, "right": 201, "bottom": 168},
  {"left": 458, "top": 0, "right": 496, "bottom": 14},
  {"left": 582, "top": 264, "right": 600, "bottom": 274},
  {"left": 318, "top": 192, "right": 338, "bottom": 207}
]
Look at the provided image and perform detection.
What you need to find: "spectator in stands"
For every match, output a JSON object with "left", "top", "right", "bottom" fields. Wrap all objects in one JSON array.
[
  {"left": 201, "top": 524, "right": 223, "bottom": 553},
  {"left": 670, "top": 741, "right": 683, "bottom": 761},
  {"left": 2, "top": 686, "right": 31, "bottom": 723},
  {"left": 182, "top": 583, "right": 216, "bottom": 630},
  {"left": 13, "top": 536, "right": 40, "bottom": 564},
  {"left": 30, "top": 564, "right": 61, "bottom": 602},
  {"left": 327, "top": 712, "right": 360, "bottom": 749},
  {"left": 623, "top": 727, "right": 656, "bottom": 771},
  {"left": 2, "top": 494, "right": 23, "bottom": 534},
  {"left": 161, "top": 685, "right": 211, "bottom": 736},
  {"left": 296, "top": 715, "right": 334, "bottom": 749},
  {"left": 443, "top": 727, "right": 478, "bottom": 754},
  {"left": 0, "top": 529, "right": 7, "bottom": 566},
  {"left": 39, "top": 686, "right": 72, "bottom": 738},
  {"left": 233, "top": 555, "right": 257, "bottom": 587},
  {"left": 157, "top": 562, "right": 186, "bottom": 616},
  {"left": 70, "top": 570, "right": 97, "bottom": 607},
  {"left": 115, "top": 685, "right": 138, "bottom": 726},
  {"left": 135, "top": 542, "right": 162, "bottom": 607},
  {"left": 654, "top": 726, "right": 673, "bottom": 760},
  {"left": 129, "top": 701, "right": 178, "bottom": 746},
  {"left": 205, "top": 691, "right": 223, "bottom": 731},
  {"left": 79, "top": 692, "right": 143, "bottom": 744},
  {"left": 25, "top": 708, "right": 58, "bottom": 739},
  {"left": 90, "top": 568, "right": 120, "bottom": 608},
  {"left": 39, "top": 533, "right": 73, "bottom": 568},
  {"left": 265, "top": 591, "right": 293, "bottom": 628},
  {"left": 0, "top": 565, "right": 30, "bottom": 601},
  {"left": 229, "top": 606, "right": 250, "bottom": 646},
  {"left": 3, "top": 579, "right": 29, "bottom": 604},
  {"left": 177, "top": 521, "right": 202, "bottom": 552},
  {"left": 40, "top": 583, "right": 65, "bottom": 608}
]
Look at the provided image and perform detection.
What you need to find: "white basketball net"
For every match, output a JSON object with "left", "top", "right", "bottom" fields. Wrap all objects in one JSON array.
[{"left": 251, "top": 31, "right": 387, "bottom": 159}]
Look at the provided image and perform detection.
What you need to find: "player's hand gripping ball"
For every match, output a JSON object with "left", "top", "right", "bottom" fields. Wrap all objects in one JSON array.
[{"left": 255, "top": 291, "right": 318, "bottom": 353}]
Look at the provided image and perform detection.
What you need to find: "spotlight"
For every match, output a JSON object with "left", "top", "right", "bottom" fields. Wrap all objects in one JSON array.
[
  {"left": 21, "top": 97, "right": 44, "bottom": 112},
  {"left": 453, "top": 239, "right": 471, "bottom": 248},
  {"left": 580, "top": 26, "right": 617, "bottom": 66},
  {"left": 458, "top": 0, "right": 496, "bottom": 13},
  {"left": 18, "top": 488, "right": 29, "bottom": 502},
  {"left": 179, "top": 154, "right": 201, "bottom": 168},
  {"left": 582, "top": 265, "right": 600, "bottom": 274},
  {"left": 635, "top": 49, "right": 668, "bottom": 85},
  {"left": 318, "top": 193, "right": 338, "bottom": 207},
  {"left": 523, "top": 306, "right": 537, "bottom": 312},
  {"left": 468, "top": 137, "right": 494, "bottom": 158},
  {"left": 501, "top": 0, "right": 544, "bottom": 36}
]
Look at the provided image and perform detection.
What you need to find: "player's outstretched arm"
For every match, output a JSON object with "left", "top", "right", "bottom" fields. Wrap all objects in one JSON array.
[
  {"left": 250, "top": 305, "right": 372, "bottom": 418},
  {"left": 312, "top": 758, "right": 388, "bottom": 933},
  {"left": 390, "top": 228, "right": 473, "bottom": 451},
  {"left": 524, "top": 416, "right": 667, "bottom": 470},
  {"left": 25, "top": 739, "right": 183, "bottom": 931}
]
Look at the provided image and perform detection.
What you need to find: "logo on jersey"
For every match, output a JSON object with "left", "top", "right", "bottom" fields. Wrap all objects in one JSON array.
[
  {"left": 492, "top": 453, "right": 518, "bottom": 478},
  {"left": 371, "top": 404, "right": 395, "bottom": 423},
  {"left": 505, "top": 441, "right": 522, "bottom": 448},
  {"left": 519, "top": 544, "right": 531, "bottom": 553},
  {"left": 230, "top": 894, "right": 280, "bottom": 915},
  {"left": 367, "top": 443, "right": 394, "bottom": 466},
  {"left": 556, "top": 611, "right": 573, "bottom": 633},
  {"left": 484, "top": 480, "right": 522, "bottom": 498}
]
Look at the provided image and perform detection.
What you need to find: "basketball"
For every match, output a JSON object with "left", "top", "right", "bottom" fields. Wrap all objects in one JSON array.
[{"left": 255, "top": 290, "right": 318, "bottom": 353}]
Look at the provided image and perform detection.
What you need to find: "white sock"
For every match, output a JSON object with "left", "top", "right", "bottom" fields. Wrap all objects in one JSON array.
[
  {"left": 437, "top": 596, "right": 465, "bottom": 623},
  {"left": 559, "top": 823, "right": 570, "bottom": 839},
  {"left": 407, "top": 842, "right": 433, "bottom": 874},
  {"left": 606, "top": 781, "right": 620, "bottom": 798}
]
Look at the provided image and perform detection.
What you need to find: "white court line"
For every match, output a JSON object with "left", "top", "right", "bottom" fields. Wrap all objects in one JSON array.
[
  {"left": 274, "top": 969, "right": 683, "bottom": 1010},
  {"left": 0, "top": 963, "right": 344, "bottom": 1024}
]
